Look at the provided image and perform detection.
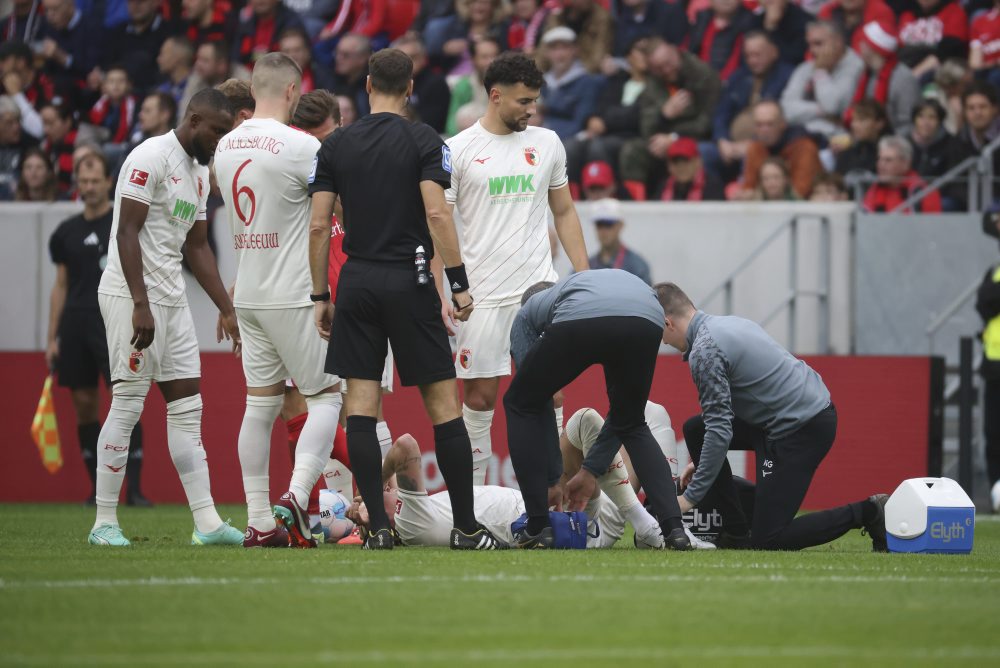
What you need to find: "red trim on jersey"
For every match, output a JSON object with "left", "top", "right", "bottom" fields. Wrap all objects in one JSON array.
[
  {"left": 972, "top": 9, "right": 1000, "bottom": 67},
  {"left": 328, "top": 215, "right": 348, "bottom": 303}
]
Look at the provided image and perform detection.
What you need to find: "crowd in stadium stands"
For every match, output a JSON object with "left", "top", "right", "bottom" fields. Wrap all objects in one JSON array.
[{"left": 1, "top": 0, "right": 1000, "bottom": 212}]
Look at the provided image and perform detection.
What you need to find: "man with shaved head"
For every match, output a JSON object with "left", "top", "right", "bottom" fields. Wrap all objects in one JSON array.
[
  {"left": 214, "top": 52, "right": 343, "bottom": 549},
  {"left": 88, "top": 87, "right": 242, "bottom": 547}
]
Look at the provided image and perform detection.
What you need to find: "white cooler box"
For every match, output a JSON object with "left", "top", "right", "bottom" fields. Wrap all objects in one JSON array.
[{"left": 885, "top": 477, "right": 975, "bottom": 554}]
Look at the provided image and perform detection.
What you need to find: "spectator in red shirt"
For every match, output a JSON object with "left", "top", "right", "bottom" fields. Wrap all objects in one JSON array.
[
  {"left": 654, "top": 136, "right": 725, "bottom": 200},
  {"left": 689, "top": 0, "right": 755, "bottom": 81},
  {"left": 970, "top": 0, "right": 1000, "bottom": 90},
  {"left": 182, "top": 0, "right": 236, "bottom": 46},
  {"left": 863, "top": 135, "right": 942, "bottom": 212},
  {"left": 232, "top": 0, "right": 307, "bottom": 69},
  {"left": 501, "top": 0, "right": 551, "bottom": 56},
  {"left": 898, "top": 0, "right": 969, "bottom": 80},
  {"left": 818, "top": 0, "right": 896, "bottom": 55},
  {"left": 40, "top": 101, "right": 76, "bottom": 194},
  {"left": 89, "top": 64, "right": 136, "bottom": 145},
  {"left": 851, "top": 21, "right": 920, "bottom": 134}
]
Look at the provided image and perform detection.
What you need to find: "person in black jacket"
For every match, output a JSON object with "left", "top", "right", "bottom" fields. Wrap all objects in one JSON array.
[
  {"left": 612, "top": 0, "right": 688, "bottom": 56},
  {"left": 753, "top": 0, "right": 809, "bottom": 65},
  {"left": 103, "top": 0, "right": 181, "bottom": 95},
  {"left": 566, "top": 36, "right": 651, "bottom": 189},
  {"left": 834, "top": 98, "right": 888, "bottom": 177},
  {"left": 907, "top": 98, "right": 972, "bottom": 210},
  {"left": 395, "top": 35, "right": 452, "bottom": 133}
]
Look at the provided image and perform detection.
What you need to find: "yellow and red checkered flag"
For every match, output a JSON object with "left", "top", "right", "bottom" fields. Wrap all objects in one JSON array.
[{"left": 31, "top": 375, "right": 62, "bottom": 474}]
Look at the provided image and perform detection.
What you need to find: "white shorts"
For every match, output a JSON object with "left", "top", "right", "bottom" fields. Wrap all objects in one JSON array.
[
  {"left": 340, "top": 345, "right": 394, "bottom": 394},
  {"left": 236, "top": 306, "right": 339, "bottom": 396},
  {"left": 454, "top": 303, "right": 519, "bottom": 379},
  {"left": 394, "top": 489, "right": 451, "bottom": 547},
  {"left": 99, "top": 294, "right": 200, "bottom": 383},
  {"left": 587, "top": 492, "right": 626, "bottom": 549}
]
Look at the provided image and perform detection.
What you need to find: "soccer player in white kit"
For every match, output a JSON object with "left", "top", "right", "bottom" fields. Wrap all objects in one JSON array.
[
  {"left": 88, "top": 89, "right": 242, "bottom": 547},
  {"left": 442, "top": 52, "right": 589, "bottom": 485},
  {"left": 213, "top": 53, "right": 344, "bottom": 549},
  {"left": 346, "top": 434, "right": 629, "bottom": 548}
]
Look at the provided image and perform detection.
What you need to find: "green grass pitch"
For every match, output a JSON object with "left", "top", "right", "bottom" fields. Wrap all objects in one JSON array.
[{"left": 1, "top": 504, "right": 999, "bottom": 667}]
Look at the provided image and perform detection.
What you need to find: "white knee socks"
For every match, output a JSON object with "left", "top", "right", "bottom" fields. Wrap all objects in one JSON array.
[
  {"left": 290, "top": 392, "right": 343, "bottom": 507},
  {"left": 166, "top": 395, "right": 223, "bottom": 534},
  {"left": 238, "top": 394, "right": 283, "bottom": 531},
  {"left": 463, "top": 405, "right": 493, "bottom": 486},
  {"left": 93, "top": 381, "right": 148, "bottom": 530}
]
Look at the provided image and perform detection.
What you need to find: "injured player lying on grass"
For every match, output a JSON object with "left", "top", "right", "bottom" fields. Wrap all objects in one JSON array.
[{"left": 344, "top": 406, "right": 712, "bottom": 549}]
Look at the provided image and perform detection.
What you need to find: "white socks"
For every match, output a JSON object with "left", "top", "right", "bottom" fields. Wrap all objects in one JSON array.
[
  {"left": 93, "top": 381, "right": 147, "bottom": 530},
  {"left": 166, "top": 395, "right": 224, "bottom": 535},
  {"left": 323, "top": 458, "right": 353, "bottom": 496},
  {"left": 290, "top": 392, "right": 342, "bottom": 507},
  {"left": 463, "top": 405, "right": 493, "bottom": 485},
  {"left": 376, "top": 420, "right": 393, "bottom": 460},
  {"left": 238, "top": 394, "right": 283, "bottom": 531}
]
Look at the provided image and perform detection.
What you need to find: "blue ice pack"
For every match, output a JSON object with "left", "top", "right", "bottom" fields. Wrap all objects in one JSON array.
[{"left": 510, "top": 511, "right": 588, "bottom": 549}]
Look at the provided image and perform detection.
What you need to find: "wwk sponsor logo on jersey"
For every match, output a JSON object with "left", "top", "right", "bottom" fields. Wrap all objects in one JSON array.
[
  {"left": 170, "top": 199, "right": 198, "bottom": 227},
  {"left": 487, "top": 174, "right": 536, "bottom": 204}
]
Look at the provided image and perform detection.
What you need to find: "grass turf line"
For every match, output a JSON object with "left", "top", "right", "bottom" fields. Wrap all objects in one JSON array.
[{"left": 1, "top": 503, "right": 998, "bottom": 667}]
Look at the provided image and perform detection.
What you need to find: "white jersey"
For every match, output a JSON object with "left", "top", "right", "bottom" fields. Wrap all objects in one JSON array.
[
  {"left": 445, "top": 122, "right": 564, "bottom": 307},
  {"left": 99, "top": 131, "right": 209, "bottom": 307},
  {"left": 424, "top": 486, "right": 525, "bottom": 543},
  {"left": 566, "top": 401, "right": 679, "bottom": 478},
  {"left": 213, "top": 117, "right": 321, "bottom": 309}
]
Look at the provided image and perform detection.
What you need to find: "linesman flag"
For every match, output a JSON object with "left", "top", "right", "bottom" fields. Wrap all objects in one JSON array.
[{"left": 31, "top": 375, "right": 62, "bottom": 474}]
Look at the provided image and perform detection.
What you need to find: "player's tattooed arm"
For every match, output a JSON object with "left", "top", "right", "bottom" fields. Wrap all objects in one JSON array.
[
  {"left": 548, "top": 186, "right": 589, "bottom": 273},
  {"left": 117, "top": 198, "right": 154, "bottom": 350}
]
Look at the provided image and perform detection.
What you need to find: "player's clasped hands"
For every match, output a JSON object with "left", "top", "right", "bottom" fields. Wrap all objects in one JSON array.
[
  {"left": 130, "top": 303, "right": 155, "bottom": 351},
  {"left": 216, "top": 310, "right": 242, "bottom": 356}
]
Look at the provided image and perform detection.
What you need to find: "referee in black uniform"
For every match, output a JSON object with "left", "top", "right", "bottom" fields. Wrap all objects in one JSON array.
[
  {"left": 46, "top": 153, "right": 148, "bottom": 506},
  {"left": 308, "top": 48, "right": 506, "bottom": 550}
]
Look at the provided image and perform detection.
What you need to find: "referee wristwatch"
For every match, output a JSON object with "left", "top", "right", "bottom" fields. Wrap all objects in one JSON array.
[{"left": 310, "top": 292, "right": 331, "bottom": 302}]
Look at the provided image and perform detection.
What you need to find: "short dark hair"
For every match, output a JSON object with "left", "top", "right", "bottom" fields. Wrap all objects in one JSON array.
[
  {"left": 483, "top": 52, "right": 544, "bottom": 96},
  {"left": 75, "top": 151, "right": 110, "bottom": 178},
  {"left": 812, "top": 171, "right": 845, "bottom": 194},
  {"left": 743, "top": 29, "right": 776, "bottom": 47},
  {"left": 200, "top": 40, "right": 230, "bottom": 63},
  {"left": 215, "top": 78, "right": 254, "bottom": 114},
  {"left": 471, "top": 36, "right": 501, "bottom": 59},
  {"left": 42, "top": 101, "right": 74, "bottom": 123},
  {"left": 850, "top": 98, "right": 888, "bottom": 125},
  {"left": 911, "top": 98, "right": 945, "bottom": 124},
  {"left": 148, "top": 91, "right": 178, "bottom": 127},
  {"left": 369, "top": 48, "right": 412, "bottom": 95},
  {"left": 653, "top": 282, "right": 695, "bottom": 318},
  {"left": 278, "top": 27, "right": 310, "bottom": 47},
  {"left": 185, "top": 87, "right": 234, "bottom": 120},
  {"left": 963, "top": 80, "right": 999, "bottom": 107},
  {"left": 293, "top": 89, "right": 340, "bottom": 129},
  {"left": 522, "top": 281, "right": 555, "bottom": 305},
  {"left": 0, "top": 40, "right": 32, "bottom": 64}
]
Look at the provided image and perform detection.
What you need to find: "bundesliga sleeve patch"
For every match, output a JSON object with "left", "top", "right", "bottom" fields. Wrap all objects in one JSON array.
[
  {"left": 308, "top": 155, "right": 318, "bottom": 184},
  {"left": 442, "top": 145, "right": 452, "bottom": 174},
  {"left": 128, "top": 169, "right": 150, "bottom": 187}
]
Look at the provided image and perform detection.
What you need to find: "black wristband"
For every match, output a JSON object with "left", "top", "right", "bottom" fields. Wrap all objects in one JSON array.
[
  {"left": 310, "top": 292, "right": 331, "bottom": 302},
  {"left": 445, "top": 264, "right": 470, "bottom": 293}
]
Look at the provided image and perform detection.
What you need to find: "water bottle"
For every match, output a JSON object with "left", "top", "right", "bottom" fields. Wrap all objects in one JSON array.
[{"left": 415, "top": 245, "right": 429, "bottom": 285}]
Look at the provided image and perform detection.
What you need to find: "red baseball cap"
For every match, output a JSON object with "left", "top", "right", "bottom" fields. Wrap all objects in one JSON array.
[
  {"left": 582, "top": 160, "right": 614, "bottom": 189},
  {"left": 666, "top": 137, "right": 699, "bottom": 160}
]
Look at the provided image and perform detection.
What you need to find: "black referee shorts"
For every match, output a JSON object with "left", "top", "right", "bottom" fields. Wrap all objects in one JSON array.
[
  {"left": 328, "top": 258, "right": 455, "bottom": 387},
  {"left": 57, "top": 308, "right": 111, "bottom": 389}
]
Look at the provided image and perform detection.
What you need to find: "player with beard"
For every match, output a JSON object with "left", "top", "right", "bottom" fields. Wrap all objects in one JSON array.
[
  {"left": 441, "top": 52, "right": 588, "bottom": 486},
  {"left": 88, "top": 88, "right": 242, "bottom": 547}
]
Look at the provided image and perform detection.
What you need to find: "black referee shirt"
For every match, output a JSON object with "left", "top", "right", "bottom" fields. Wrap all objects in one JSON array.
[
  {"left": 309, "top": 112, "right": 451, "bottom": 263},
  {"left": 49, "top": 210, "right": 112, "bottom": 311}
]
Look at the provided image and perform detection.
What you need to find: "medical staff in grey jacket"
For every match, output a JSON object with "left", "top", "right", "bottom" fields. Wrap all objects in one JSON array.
[{"left": 656, "top": 283, "right": 889, "bottom": 551}]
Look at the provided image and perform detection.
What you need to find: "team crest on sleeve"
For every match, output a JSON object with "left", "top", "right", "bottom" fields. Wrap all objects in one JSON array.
[
  {"left": 198, "top": 176, "right": 204, "bottom": 199},
  {"left": 128, "top": 350, "right": 145, "bottom": 374},
  {"left": 524, "top": 147, "right": 538, "bottom": 166},
  {"left": 129, "top": 169, "right": 149, "bottom": 186},
  {"left": 442, "top": 145, "right": 452, "bottom": 174}
]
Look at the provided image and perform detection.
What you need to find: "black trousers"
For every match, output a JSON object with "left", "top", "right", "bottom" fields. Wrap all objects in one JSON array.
[
  {"left": 504, "top": 316, "right": 681, "bottom": 528},
  {"left": 683, "top": 405, "right": 867, "bottom": 550},
  {"left": 985, "top": 378, "right": 1000, "bottom": 485}
]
